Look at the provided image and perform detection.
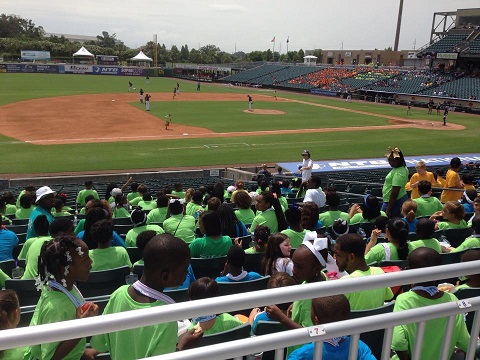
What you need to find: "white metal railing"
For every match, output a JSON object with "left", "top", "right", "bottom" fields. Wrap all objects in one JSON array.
[{"left": 1, "top": 261, "right": 479, "bottom": 359}]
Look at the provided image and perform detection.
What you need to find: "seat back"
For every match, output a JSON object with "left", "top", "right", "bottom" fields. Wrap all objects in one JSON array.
[
  {"left": 443, "top": 228, "right": 473, "bottom": 248},
  {"left": 76, "top": 266, "right": 130, "bottom": 297},
  {"left": 126, "top": 247, "right": 142, "bottom": 264},
  {"left": 6, "top": 224, "right": 28, "bottom": 234},
  {"left": 191, "top": 257, "right": 227, "bottom": 279},
  {"left": 236, "top": 235, "right": 252, "bottom": 250},
  {"left": 113, "top": 217, "right": 133, "bottom": 225},
  {"left": 439, "top": 249, "right": 469, "bottom": 265},
  {"left": 197, "top": 323, "right": 251, "bottom": 347},
  {"left": 0, "top": 260, "right": 16, "bottom": 277},
  {"left": 244, "top": 253, "right": 265, "bottom": 274},
  {"left": 164, "top": 288, "right": 190, "bottom": 303},
  {"left": 454, "top": 287, "right": 480, "bottom": 336},
  {"left": 254, "top": 321, "right": 289, "bottom": 360},
  {"left": 18, "top": 305, "right": 36, "bottom": 327},
  {"left": 12, "top": 218, "right": 29, "bottom": 225},
  {"left": 217, "top": 277, "right": 270, "bottom": 297},
  {"left": 5, "top": 279, "right": 40, "bottom": 306},
  {"left": 350, "top": 301, "right": 395, "bottom": 360}
]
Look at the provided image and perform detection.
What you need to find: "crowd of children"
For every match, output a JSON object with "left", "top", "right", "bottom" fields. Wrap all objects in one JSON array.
[{"left": 0, "top": 147, "right": 479, "bottom": 359}]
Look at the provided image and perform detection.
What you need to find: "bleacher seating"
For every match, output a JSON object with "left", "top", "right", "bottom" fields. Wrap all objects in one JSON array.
[
  {"left": 221, "top": 64, "right": 287, "bottom": 84},
  {"left": 421, "top": 77, "right": 480, "bottom": 100},
  {"left": 423, "top": 33, "right": 468, "bottom": 53}
]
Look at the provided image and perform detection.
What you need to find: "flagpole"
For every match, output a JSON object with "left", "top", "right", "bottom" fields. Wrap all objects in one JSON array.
[
  {"left": 272, "top": 37, "right": 275, "bottom": 61},
  {"left": 286, "top": 36, "right": 289, "bottom": 55}
]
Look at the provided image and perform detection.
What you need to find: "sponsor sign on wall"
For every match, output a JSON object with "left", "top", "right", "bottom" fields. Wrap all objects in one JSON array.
[
  {"left": 310, "top": 88, "right": 337, "bottom": 97},
  {"left": 35, "top": 65, "right": 59, "bottom": 73},
  {"left": 119, "top": 67, "right": 145, "bottom": 76},
  {"left": 437, "top": 53, "right": 458, "bottom": 60},
  {"left": 92, "top": 66, "right": 120, "bottom": 75},
  {"left": 278, "top": 154, "right": 480, "bottom": 174},
  {"left": 64, "top": 64, "right": 93, "bottom": 74}
]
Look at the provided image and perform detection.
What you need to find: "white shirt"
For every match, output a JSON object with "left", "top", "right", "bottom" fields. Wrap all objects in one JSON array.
[
  {"left": 304, "top": 188, "right": 326, "bottom": 208},
  {"left": 301, "top": 158, "right": 313, "bottom": 182}
]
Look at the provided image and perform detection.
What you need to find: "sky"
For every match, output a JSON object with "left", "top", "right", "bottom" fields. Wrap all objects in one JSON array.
[{"left": 3, "top": 1, "right": 480, "bottom": 53}]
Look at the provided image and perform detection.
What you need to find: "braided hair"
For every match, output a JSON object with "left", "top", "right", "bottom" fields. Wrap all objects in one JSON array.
[{"left": 37, "top": 234, "right": 78, "bottom": 283}]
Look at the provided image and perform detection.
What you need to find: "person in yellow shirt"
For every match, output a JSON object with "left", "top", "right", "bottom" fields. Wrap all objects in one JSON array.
[
  {"left": 440, "top": 157, "right": 464, "bottom": 203},
  {"left": 406, "top": 161, "right": 437, "bottom": 199}
]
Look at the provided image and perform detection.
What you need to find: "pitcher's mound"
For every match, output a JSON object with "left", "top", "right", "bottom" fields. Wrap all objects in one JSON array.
[{"left": 243, "top": 109, "right": 286, "bottom": 115}]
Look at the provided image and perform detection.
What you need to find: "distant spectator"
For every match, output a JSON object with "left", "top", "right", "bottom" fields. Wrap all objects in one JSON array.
[
  {"left": 15, "top": 193, "right": 35, "bottom": 220},
  {"left": 406, "top": 161, "right": 437, "bottom": 199},
  {"left": 125, "top": 208, "right": 164, "bottom": 247},
  {"left": 302, "top": 176, "right": 326, "bottom": 208},
  {"left": 146, "top": 195, "right": 169, "bottom": 224},
  {"left": 215, "top": 246, "right": 263, "bottom": 282},
  {"left": 250, "top": 191, "right": 287, "bottom": 234},
  {"left": 440, "top": 157, "right": 464, "bottom": 203},
  {"left": 189, "top": 211, "right": 232, "bottom": 258},
  {"left": 382, "top": 147, "right": 409, "bottom": 218},
  {"left": 0, "top": 217, "right": 19, "bottom": 261},
  {"left": 281, "top": 206, "right": 306, "bottom": 248},
  {"left": 413, "top": 180, "right": 443, "bottom": 217},
  {"left": 76, "top": 180, "right": 99, "bottom": 207},
  {"left": 163, "top": 199, "right": 195, "bottom": 243}
]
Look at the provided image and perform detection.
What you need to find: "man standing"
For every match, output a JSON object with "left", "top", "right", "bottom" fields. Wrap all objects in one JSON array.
[
  {"left": 26, "top": 186, "right": 55, "bottom": 240},
  {"left": 144, "top": 93, "right": 151, "bottom": 111},
  {"left": 139, "top": 89, "right": 144, "bottom": 104},
  {"left": 197, "top": 81, "right": 201, "bottom": 91},
  {"left": 164, "top": 114, "right": 172, "bottom": 130},
  {"left": 443, "top": 106, "right": 449, "bottom": 126},
  {"left": 334, "top": 233, "right": 393, "bottom": 310},
  {"left": 247, "top": 95, "right": 253, "bottom": 111},
  {"left": 299, "top": 150, "right": 313, "bottom": 183}
]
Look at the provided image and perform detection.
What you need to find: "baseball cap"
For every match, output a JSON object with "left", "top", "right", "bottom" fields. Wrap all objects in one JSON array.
[
  {"left": 227, "top": 185, "right": 236, "bottom": 193},
  {"left": 302, "top": 150, "right": 310, "bottom": 156},
  {"left": 110, "top": 188, "right": 122, "bottom": 197},
  {"left": 36, "top": 186, "right": 55, "bottom": 203}
]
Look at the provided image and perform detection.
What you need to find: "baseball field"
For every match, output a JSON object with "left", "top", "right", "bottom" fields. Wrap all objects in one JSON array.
[{"left": 0, "top": 73, "right": 478, "bottom": 176}]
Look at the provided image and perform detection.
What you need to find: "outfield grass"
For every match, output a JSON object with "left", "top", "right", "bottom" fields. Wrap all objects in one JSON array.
[{"left": 1, "top": 73, "right": 479, "bottom": 175}]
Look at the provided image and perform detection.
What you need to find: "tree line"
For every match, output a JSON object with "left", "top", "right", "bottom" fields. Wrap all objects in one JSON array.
[{"left": 0, "top": 14, "right": 312, "bottom": 64}]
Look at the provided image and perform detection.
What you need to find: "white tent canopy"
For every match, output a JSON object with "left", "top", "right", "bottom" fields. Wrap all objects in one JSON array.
[
  {"left": 73, "top": 46, "right": 94, "bottom": 57},
  {"left": 130, "top": 51, "right": 152, "bottom": 62}
]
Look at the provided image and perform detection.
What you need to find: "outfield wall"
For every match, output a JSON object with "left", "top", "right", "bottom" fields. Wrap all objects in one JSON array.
[{"left": 0, "top": 63, "right": 159, "bottom": 76}]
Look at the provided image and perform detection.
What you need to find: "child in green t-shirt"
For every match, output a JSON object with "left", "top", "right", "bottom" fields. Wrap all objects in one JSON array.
[
  {"left": 91, "top": 234, "right": 202, "bottom": 359},
  {"left": 26, "top": 235, "right": 99, "bottom": 360},
  {"left": 0, "top": 289, "right": 27, "bottom": 360},
  {"left": 455, "top": 249, "right": 480, "bottom": 291},
  {"left": 430, "top": 201, "right": 468, "bottom": 230},
  {"left": 244, "top": 225, "right": 270, "bottom": 254},
  {"left": 188, "top": 277, "right": 242, "bottom": 335}
]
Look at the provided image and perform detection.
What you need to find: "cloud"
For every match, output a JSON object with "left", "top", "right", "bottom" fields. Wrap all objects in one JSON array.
[{"left": 209, "top": 4, "right": 247, "bottom": 12}]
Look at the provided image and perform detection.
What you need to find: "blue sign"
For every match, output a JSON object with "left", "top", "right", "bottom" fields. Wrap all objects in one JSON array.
[
  {"left": 35, "top": 65, "right": 59, "bottom": 73},
  {"left": 310, "top": 88, "right": 338, "bottom": 97},
  {"left": 277, "top": 153, "right": 480, "bottom": 174},
  {"left": 92, "top": 66, "right": 120, "bottom": 75}
]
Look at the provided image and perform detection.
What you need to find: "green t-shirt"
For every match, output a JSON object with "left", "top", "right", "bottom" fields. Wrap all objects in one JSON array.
[
  {"left": 53, "top": 210, "right": 72, "bottom": 217},
  {"left": 250, "top": 209, "right": 278, "bottom": 234},
  {"left": 113, "top": 207, "right": 130, "bottom": 219},
  {"left": 0, "top": 268, "right": 10, "bottom": 288},
  {"left": 163, "top": 214, "right": 196, "bottom": 243},
  {"left": 245, "top": 247, "right": 263, "bottom": 254},
  {"left": 125, "top": 225, "right": 164, "bottom": 247},
  {"left": 189, "top": 235, "right": 232, "bottom": 258},
  {"left": 437, "top": 220, "right": 469, "bottom": 230},
  {"left": 22, "top": 237, "right": 53, "bottom": 279},
  {"left": 453, "top": 235, "right": 480, "bottom": 252},
  {"left": 413, "top": 196, "right": 443, "bottom": 217},
  {"left": 382, "top": 166, "right": 408, "bottom": 202},
  {"left": 185, "top": 202, "right": 203, "bottom": 217},
  {"left": 5, "top": 204, "right": 16, "bottom": 216},
  {"left": 350, "top": 211, "right": 387, "bottom": 224},
  {"left": 89, "top": 246, "right": 132, "bottom": 271},
  {"left": 27, "top": 287, "right": 86, "bottom": 360},
  {"left": 188, "top": 313, "right": 242, "bottom": 336},
  {"left": 2, "top": 346, "right": 27, "bottom": 360},
  {"left": 15, "top": 206, "right": 34, "bottom": 220},
  {"left": 364, "top": 242, "right": 399, "bottom": 264},
  {"left": 171, "top": 190, "right": 186, "bottom": 199},
  {"left": 76, "top": 189, "right": 99, "bottom": 206},
  {"left": 146, "top": 208, "right": 168, "bottom": 225},
  {"left": 281, "top": 229, "right": 307, "bottom": 249},
  {"left": 129, "top": 196, "right": 143, "bottom": 206},
  {"left": 234, "top": 209, "right": 255, "bottom": 225},
  {"left": 408, "top": 238, "right": 442, "bottom": 253},
  {"left": 343, "top": 267, "right": 394, "bottom": 310},
  {"left": 74, "top": 219, "right": 86, "bottom": 235},
  {"left": 318, "top": 210, "right": 350, "bottom": 228},
  {"left": 138, "top": 200, "right": 157, "bottom": 211},
  {"left": 90, "top": 285, "right": 178, "bottom": 359},
  {"left": 18, "top": 235, "right": 51, "bottom": 260},
  {"left": 15, "top": 190, "right": 26, "bottom": 208},
  {"left": 279, "top": 196, "right": 288, "bottom": 213},
  {"left": 391, "top": 291, "right": 469, "bottom": 359},
  {"left": 127, "top": 191, "right": 139, "bottom": 202}
]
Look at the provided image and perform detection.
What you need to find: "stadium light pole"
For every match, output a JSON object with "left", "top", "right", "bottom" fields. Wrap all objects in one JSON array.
[{"left": 394, "top": 0, "right": 404, "bottom": 51}]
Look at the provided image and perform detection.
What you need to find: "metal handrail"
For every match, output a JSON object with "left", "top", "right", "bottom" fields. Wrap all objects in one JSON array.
[{"left": 1, "top": 261, "right": 479, "bottom": 353}]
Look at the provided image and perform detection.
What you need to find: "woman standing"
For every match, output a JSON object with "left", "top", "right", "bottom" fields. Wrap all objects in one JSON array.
[{"left": 382, "top": 147, "right": 409, "bottom": 218}]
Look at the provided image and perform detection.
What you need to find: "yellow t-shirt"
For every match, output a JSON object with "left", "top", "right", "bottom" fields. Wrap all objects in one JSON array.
[
  {"left": 440, "top": 169, "right": 463, "bottom": 203},
  {"left": 407, "top": 171, "right": 436, "bottom": 199}
]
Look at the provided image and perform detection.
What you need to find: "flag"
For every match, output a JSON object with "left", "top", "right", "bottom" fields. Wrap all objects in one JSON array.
[
  {"left": 271, "top": 37, "right": 275, "bottom": 42},
  {"left": 286, "top": 37, "right": 289, "bottom": 43}
]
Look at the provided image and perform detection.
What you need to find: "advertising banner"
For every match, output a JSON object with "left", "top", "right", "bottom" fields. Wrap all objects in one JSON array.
[
  {"left": 21, "top": 50, "right": 51, "bottom": 60},
  {"left": 92, "top": 66, "right": 120, "bottom": 75},
  {"left": 35, "top": 65, "right": 59, "bottom": 73},
  {"left": 310, "top": 88, "right": 337, "bottom": 97},
  {"left": 64, "top": 64, "right": 93, "bottom": 74},
  {"left": 120, "top": 67, "right": 145, "bottom": 76}
]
